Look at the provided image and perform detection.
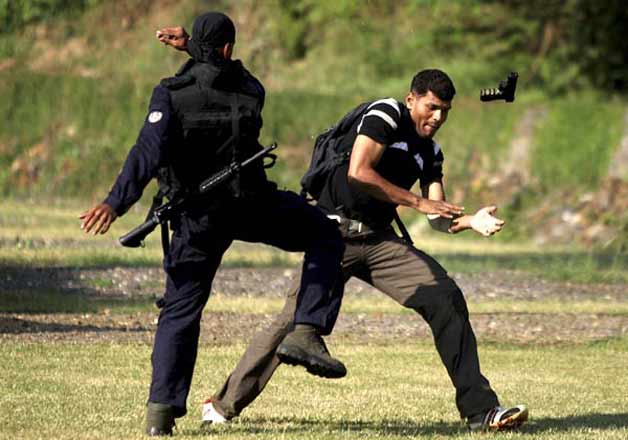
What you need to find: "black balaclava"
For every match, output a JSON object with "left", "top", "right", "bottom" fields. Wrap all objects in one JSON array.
[{"left": 187, "top": 12, "right": 236, "bottom": 63}]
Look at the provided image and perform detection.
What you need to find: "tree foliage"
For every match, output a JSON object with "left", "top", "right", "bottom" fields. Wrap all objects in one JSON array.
[
  {"left": 495, "top": 0, "right": 628, "bottom": 93},
  {"left": 269, "top": 0, "right": 627, "bottom": 95},
  {"left": 0, "top": 0, "right": 101, "bottom": 34}
]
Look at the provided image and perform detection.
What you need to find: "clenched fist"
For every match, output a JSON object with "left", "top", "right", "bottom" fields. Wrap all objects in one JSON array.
[{"left": 156, "top": 26, "right": 189, "bottom": 51}]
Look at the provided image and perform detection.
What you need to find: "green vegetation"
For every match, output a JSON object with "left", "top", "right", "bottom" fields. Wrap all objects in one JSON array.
[
  {"left": 1, "top": 0, "right": 626, "bottom": 250},
  {"left": 0, "top": 289, "right": 155, "bottom": 314},
  {"left": 0, "top": 0, "right": 102, "bottom": 35},
  {"left": 0, "top": 1, "right": 624, "bottom": 281},
  {"left": 437, "top": 249, "right": 628, "bottom": 285},
  {"left": 1, "top": 5, "right": 626, "bottom": 439},
  {"left": 532, "top": 96, "right": 625, "bottom": 192},
  {"left": 2, "top": 341, "right": 628, "bottom": 439},
  {"left": 1, "top": 1, "right": 626, "bottom": 207},
  {"left": 1, "top": 200, "right": 625, "bottom": 284}
]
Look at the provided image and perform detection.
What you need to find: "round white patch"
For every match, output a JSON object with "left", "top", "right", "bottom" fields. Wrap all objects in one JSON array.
[{"left": 148, "top": 111, "right": 163, "bottom": 123}]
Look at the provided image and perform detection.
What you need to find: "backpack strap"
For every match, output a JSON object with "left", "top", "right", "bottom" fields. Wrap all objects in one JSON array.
[
  {"left": 355, "top": 98, "right": 401, "bottom": 133},
  {"left": 393, "top": 211, "right": 413, "bottom": 245},
  {"left": 299, "top": 101, "right": 373, "bottom": 200}
]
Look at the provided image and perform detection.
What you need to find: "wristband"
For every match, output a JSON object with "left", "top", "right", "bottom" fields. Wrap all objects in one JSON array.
[{"left": 426, "top": 214, "right": 453, "bottom": 233}]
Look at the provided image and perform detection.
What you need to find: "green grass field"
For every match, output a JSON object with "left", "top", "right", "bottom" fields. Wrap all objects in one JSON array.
[
  {"left": 2, "top": 341, "right": 628, "bottom": 439},
  {"left": 1, "top": 199, "right": 627, "bottom": 439},
  {"left": 2, "top": 3, "right": 627, "bottom": 437}
]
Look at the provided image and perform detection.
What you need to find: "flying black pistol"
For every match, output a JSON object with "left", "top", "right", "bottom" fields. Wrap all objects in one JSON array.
[{"left": 480, "top": 72, "right": 518, "bottom": 103}]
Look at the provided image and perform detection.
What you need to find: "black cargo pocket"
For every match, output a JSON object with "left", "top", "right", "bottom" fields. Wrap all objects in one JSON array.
[{"left": 163, "top": 215, "right": 210, "bottom": 272}]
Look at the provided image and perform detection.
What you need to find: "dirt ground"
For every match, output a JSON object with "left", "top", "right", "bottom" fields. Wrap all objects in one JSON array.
[{"left": 1, "top": 267, "right": 627, "bottom": 345}]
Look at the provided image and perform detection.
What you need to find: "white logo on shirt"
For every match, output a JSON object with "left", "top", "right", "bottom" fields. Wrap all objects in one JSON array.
[
  {"left": 433, "top": 142, "right": 442, "bottom": 155},
  {"left": 389, "top": 142, "right": 408, "bottom": 152},
  {"left": 414, "top": 153, "right": 424, "bottom": 169},
  {"left": 148, "top": 111, "right": 163, "bottom": 123}
]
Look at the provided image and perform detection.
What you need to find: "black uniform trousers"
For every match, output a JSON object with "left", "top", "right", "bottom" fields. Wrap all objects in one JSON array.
[{"left": 148, "top": 190, "right": 344, "bottom": 416}]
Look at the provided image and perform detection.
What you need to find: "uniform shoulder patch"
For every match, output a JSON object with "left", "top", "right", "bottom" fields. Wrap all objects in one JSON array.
[{"left": 148, "top": 111, "right": 163, "bottom": 123}]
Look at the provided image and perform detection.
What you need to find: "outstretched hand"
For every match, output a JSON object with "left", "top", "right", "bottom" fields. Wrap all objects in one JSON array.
[
  {"left": 416, "top": 198, "right": 464, "bottom": 218},
  {"left": 156, "top": 26, "right": 189, "bottom": 51},
  {"left": 469, "top": 206, "right": 505, "bottom": 236},
  {"left": 79, "top": 203, "right": 117, "bottom": 235}
]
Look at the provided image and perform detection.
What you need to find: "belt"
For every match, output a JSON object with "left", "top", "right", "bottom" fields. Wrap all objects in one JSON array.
[{"left": 327, "top": 215, "right": 377, "bottom": 237}]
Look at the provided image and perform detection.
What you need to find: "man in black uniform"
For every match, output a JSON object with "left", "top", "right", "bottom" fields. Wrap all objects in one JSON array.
[
  {"left": 80, "top": 12, "right": 348, "bottom": 436},
  {"left": 192, "top": 69, "right": 529, "bottom": 432}
]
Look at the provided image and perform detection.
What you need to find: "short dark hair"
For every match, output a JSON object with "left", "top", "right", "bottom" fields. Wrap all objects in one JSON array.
[{"left": 410, "top": 69, "right": 456, "bottom": 101}]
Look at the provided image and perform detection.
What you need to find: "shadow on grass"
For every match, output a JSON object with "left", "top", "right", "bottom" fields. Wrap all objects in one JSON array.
[
  {"left": 525, "top": 412, "right": 628, "bottom": 433},
  {"left": 184, "top": 412, "right": 628, "bottom": 436},
  {"left": 192, "top": 417, "right": 461, "bottom": 436},
  {"left": 0, "top": 316, "right": 150, "bottom": 335},
  {"left": 0, "top": 291, "right": 157, "bottom": 314},
  {"left": 0, "top": 264, "right": 160, "bottom": 314}
]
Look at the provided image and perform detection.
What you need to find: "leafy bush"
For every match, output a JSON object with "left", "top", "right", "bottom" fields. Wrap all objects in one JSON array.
[{"left": 0, "top": 0, "right": 102, "bottom": 33}]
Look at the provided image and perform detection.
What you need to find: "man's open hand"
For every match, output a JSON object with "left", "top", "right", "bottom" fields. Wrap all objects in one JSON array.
[
  {"left": 79, "top": 203, "right": 117, "bottom": 235},
  {"left": 416, "top": 198, "right": 464, "bottom": 218},
  {"left": 469, "top": 206, "right": 505, "bottom": 236},
  {"left": 156, "top": 26, "right": 189, "bottom": 51}
]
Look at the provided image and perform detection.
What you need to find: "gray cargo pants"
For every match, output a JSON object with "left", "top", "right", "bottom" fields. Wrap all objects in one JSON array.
[{"left": 211, "top": 228, "right": 499, "bottom": 419}]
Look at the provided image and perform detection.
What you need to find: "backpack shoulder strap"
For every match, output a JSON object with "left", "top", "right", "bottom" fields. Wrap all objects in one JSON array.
[{"left": 300, "top": 99, "right": 399, "bottom": 200}]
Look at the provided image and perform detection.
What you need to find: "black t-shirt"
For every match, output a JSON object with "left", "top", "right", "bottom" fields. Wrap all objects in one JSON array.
[{"left": 317, "top": 98, "right": 444, "bottom": 228}]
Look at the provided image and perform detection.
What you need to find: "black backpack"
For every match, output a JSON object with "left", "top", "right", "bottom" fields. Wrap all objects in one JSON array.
[
  {"left": 300, "top": 101, "right": 370, "bottom": 200},
  {"left": 299, "top": 100, "right": 414, "bottom": 244}
]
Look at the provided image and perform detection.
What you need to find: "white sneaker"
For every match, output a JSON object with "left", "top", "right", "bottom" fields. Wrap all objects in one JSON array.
[
  {"left": 468, "top": 404, "right": 529, "bottom": 431},
  {"left": 201, "top": 399, "right": 228, "bottom": 425}
]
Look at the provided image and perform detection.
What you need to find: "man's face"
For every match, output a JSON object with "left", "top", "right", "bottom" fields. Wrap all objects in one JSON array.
[{"left": 405, "top": 90, "right": 452, "bottom": 138}]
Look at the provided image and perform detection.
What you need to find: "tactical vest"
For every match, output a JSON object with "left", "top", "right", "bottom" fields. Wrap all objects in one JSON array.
[{"left": 158, "top": 59, "right": 266, "bottom": 202}]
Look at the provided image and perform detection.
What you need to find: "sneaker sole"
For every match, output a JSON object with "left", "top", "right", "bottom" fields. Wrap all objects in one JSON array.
[
  {"left": 491, "top": 406, "right": 529, "bottom": 431},
  {"left": 276, "top": 345, "right": 346, "bottom": 378}
]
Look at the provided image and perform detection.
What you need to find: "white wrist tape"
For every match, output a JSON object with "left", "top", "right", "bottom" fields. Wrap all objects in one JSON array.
[
  {"left": 426, "top": 214, "right": 453, "bottom": 233},
  {"left": 470, "top": 212, "right": 497, "bottom": 236}
]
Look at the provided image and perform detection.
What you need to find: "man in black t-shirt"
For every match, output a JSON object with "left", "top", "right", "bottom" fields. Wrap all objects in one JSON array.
[
  {"left": 318, "top": 96, "right": 449, "bottom": 229},
  {"left": 199, "top": 70, "right": 528, "bottom": 432}
]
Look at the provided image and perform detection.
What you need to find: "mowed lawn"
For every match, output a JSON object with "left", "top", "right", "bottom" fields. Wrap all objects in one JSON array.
[
  {"left": 2, "top": 340, "right": 628, "bottom": 439},
  {"left": 1, "top": 199, "right": 628, "bottom": 439}
]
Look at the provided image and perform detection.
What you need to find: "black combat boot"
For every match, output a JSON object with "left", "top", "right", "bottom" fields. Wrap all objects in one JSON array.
[
  {"left": 276, "top": 324, "right": 347, "bottom": 378},
  {"left": 146, "top": 402, "right": 176, "bottom": 436}
]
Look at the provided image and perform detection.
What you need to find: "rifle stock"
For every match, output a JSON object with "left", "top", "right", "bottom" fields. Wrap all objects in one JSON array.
[{"left": 118, "top": 214, "right": 160, "bottom": 248}]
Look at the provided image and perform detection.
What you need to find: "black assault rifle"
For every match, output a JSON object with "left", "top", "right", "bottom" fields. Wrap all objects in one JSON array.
[
  {"left": 480, "top": 72, "right": 518, "bottom": 102},
  {"left": 119, "top": 143, "right": 278, "bottom": 248}
]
